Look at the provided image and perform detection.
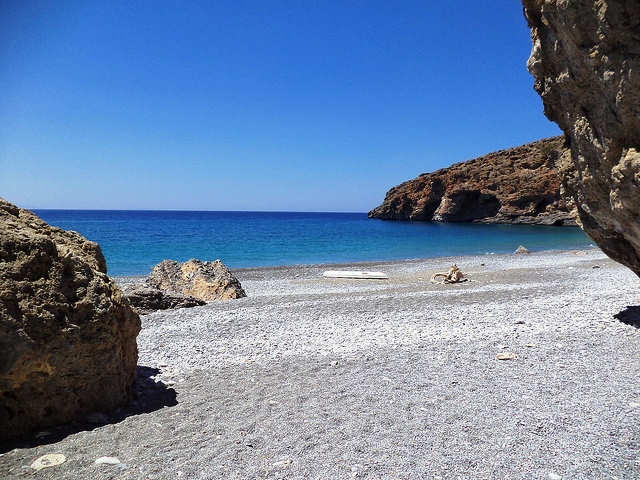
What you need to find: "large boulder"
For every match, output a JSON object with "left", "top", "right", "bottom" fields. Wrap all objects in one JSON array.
[
  {"left": 0, "top": 199, "right": 141, "bottom": 440},
  {"left": 146, "top": 259, "right": 246, "bottom": 301},
  {"left": 523, "top": 0, "right": 640, "bottom": 277},
  {"left": 369, "top": 137, "right": 576, "bottom": 225}
]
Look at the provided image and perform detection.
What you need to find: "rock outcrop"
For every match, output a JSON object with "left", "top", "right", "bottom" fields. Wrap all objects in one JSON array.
[
  {"left": 146, "top": 259, "right": 246, "bottom": 301},
  {"left": 122, "top": 286, "right": 205, "bottom": 315},
  {"left": 523, "top": 0, "right": 640, "bottom": 277},
  {"left": 369, "top": 137, "right": 576, "bottom": 225},
  {"left": 0, "top": 198, "right": 141, "bottom": 440}
]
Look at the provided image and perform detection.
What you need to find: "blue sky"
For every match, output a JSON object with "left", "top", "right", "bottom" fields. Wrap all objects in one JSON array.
[{"left": 0, "top": 1, "right": 560, "bottom": 211}]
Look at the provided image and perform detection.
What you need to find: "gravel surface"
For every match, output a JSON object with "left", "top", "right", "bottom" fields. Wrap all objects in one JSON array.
[{"left": 2, "top": 249, "right": 640, "bottom": 479}]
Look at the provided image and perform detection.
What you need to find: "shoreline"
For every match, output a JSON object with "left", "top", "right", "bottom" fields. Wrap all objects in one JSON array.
[{"left": 113, "top": 244, "right": 598, "bottom": 282}]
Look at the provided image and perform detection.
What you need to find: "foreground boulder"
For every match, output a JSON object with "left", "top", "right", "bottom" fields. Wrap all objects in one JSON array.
[
  {"left": 122, "top": 285, "right": 205, "bottom": 315},
  {"left": 146, "top": 259, "right": 246, "bottom": 301},
  {"left": 369, "top": 137, "right": 576, "bottom": 225},
  {"left": 523, "top": 0, "right": 640, "bottom": 277},
  {"left": 0, "top": 199, "right": 141, "bottom": 440}
]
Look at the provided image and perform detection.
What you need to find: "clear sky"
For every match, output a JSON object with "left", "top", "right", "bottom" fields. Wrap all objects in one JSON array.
[{"left": 0, "top": 0, "right": 561, "bottom": 212}]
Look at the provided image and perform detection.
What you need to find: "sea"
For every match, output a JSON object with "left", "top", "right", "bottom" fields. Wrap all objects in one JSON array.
[{"left": 34, "top": 210, "right": 593, "bottom": 277}]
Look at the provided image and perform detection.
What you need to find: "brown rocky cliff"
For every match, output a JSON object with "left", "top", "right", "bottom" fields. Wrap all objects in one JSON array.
[
  {"left": 523, "top": 0, "right": 640, "bottom": 277},
  {"left": 369, "top": 137, "right": 576, "bottom": 225}
]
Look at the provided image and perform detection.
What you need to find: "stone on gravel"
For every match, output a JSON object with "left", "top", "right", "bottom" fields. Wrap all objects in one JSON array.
[
  {"left": 514, "top": 245, "right": 530, "bottom": 255},
  {"left": 94, "top": 456, "right": 121, "bottom": 465},
  {"left": 548, "top": 473, "right": 562, "bottom": 480},
  {"left": 30, "top": 454, "right": 66, "bottom": 471},
  {"left": 523, "top": 0, "right": 640, "bottom": 279},
  {"left": 146, "top": 259, "right": 246, "bottom": 301},
  {"left": 0, "top": 198, "right": 141, "bottom": 441},
  {"left": 496, "top": 352, "right": 517, "bottom": 360},
  {"left": 272, "top": 458, "right": 293, "bottom": 468},
  {"left": 122, "top": 285, "right": 205, "bottom": 314}
]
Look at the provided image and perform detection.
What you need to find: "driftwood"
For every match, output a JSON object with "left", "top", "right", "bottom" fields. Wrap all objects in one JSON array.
[{"left": 430, "top": 264, "right": 468, "bottom": 284}]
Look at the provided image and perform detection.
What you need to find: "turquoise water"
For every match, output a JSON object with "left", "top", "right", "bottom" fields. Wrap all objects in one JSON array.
[{"left": 34, "top": 210, "right": 592, "bottom": 276}]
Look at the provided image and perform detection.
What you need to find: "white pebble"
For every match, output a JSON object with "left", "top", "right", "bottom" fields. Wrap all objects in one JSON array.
[
  {"left": 31, "top": 454, "right": 66, "bottom": 471},
  {"left": 94, "top": 456, "right": 121, "bottom": 465}
]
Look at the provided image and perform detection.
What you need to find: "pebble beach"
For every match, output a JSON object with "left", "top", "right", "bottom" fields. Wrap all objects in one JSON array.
[{"left": 1, "top": 249, "right": 640, "bottom": 479}]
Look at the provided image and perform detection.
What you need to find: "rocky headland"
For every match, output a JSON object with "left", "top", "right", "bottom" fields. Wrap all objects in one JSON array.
[
  {"left": 369, "top": 137, "right": 576, "bottom": 225},
  {"left": 0, "top": 199, "right": 140, "bottom": 441},
  {"left": 523, "top": 0, "right": 640, "bottom": 278}
]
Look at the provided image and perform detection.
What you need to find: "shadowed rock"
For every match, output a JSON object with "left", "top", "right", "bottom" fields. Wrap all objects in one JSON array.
[
  {"left": 523, "top": 0, "right": 640, "bottom": 277},
  {"left": 122, "top": 286, "right": 205, "bottom": 314},
  {"left": 146, "top": 259, "right": 246, "bottom": 301},
  {"left": 0, "top": 198, "right": 141, "bottom": 441},
  {"left": 369, "top": 137, "right": 576, "bottom": 225}
]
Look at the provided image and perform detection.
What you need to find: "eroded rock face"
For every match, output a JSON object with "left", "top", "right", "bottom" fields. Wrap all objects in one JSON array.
[
  {"left": 122, "top": 285, "right": 205, "bottom": 315},
  {"left": 369, "top": 137, "right": 576, "bottom": 225},
  {"left": 523, "top": 0, "right": 640, "bottom": 276},
  {"left": 0, "top": 198, "right": 141, "bottom": 440},
  {"left": 146, "top": 259, "right": 246, "bottom": 301}
]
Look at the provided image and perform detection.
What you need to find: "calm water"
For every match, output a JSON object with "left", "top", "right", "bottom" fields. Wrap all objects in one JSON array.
[{"left": 34, "top": 210, "right": 592, "bottom": 276}]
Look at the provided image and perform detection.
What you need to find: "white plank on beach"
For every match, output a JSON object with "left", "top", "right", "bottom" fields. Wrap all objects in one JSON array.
[{"left": 322, "top": 270, "right": 388, "bottom": 280}]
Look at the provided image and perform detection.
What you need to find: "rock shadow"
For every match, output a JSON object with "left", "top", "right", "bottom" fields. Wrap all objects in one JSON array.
[
  {"left": 614, "top": 306, "right": 640, "bottom": 328},
  {"left": 0, "top": 365, "right": 177, "bottom": 453}
]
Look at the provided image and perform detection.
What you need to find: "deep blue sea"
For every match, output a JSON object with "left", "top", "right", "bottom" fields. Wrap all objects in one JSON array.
[{"left": 34, "top": 210, "right": 593, "bottom": 277}]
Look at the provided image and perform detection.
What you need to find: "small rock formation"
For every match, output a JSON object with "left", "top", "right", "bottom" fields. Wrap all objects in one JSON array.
[
  {"left": 514, "top": 245, "right": 530, "bottom": 255},
  {"left": 0, "top": 198, "right": 140, "bottom": 441},
  {"left": 523, "top": 0, "right": 640, "bottom": 277},
  {"left": 122, "top": 285, "right": 205, "bottom": 315},
  {"left": 146, "top": 259, "right": 246, "bottom": 301},
  {"left": 369, "top": 137, "right": 576, "bottom": 225}
]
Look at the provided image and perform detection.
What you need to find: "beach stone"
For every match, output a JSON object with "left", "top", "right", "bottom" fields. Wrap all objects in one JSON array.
[
  {"left": 548, "top": 473, "right": 562, "bottom": 480},
  {"left": 369, "top": 136, "right": 576, "bottom": 225},
  {"left": 30, "top": 454, "right": 66, "bottom": 471},
  {"left": 496, "top": 352, "right": 517, "bottom": 361},
  {"left": 523, "top": 0, "right": 640, "bottom": 279},
  {"left": 514, "top": 245, "right": 530, "bottom": 255},
  {"left": 272, "top": 458, "right": 293, "bottom": 468},
  {"left": 94, "top": 456, "right": 121, "bottom": 465},
  {"left": 146, "top": 259, "right": 246, "bottom": 301},
  {"left": 122, "top": 285, "right": 205, "bottom": 314},
  {"left": 0, "top": 198, "right": 141, "bottom": 441}
]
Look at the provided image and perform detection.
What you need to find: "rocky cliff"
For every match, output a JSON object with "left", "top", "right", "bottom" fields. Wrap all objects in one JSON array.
[
  {"left": 0, "top": 199, "right": 141, "bottom": 440},
  {"left": 523, "top": 0, "right": 640, "bottom": 277},
  {"left": 369, "top": 137, "right": 576, "bottom": 225}
]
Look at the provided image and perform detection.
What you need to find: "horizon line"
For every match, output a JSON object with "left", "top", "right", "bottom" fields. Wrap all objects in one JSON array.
[{"left": 31, "top": 207, "right": 370, "bottom": 215}]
